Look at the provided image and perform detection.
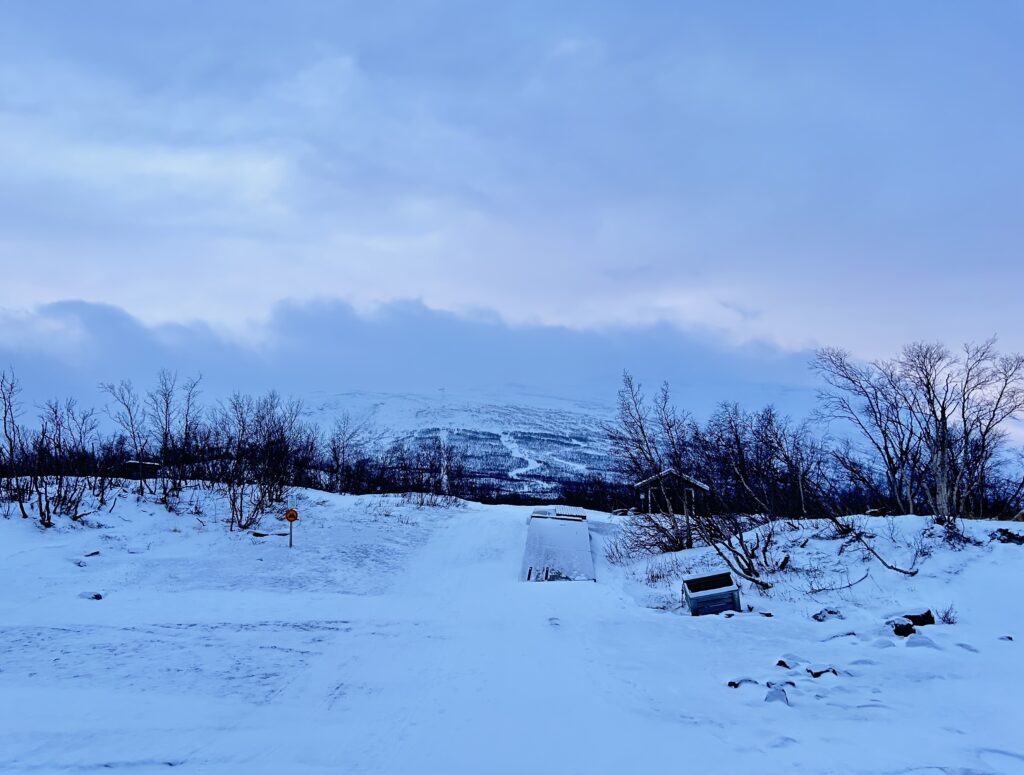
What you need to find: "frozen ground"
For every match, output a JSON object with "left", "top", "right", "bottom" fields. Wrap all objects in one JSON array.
[{"left": 1, "top": 489, "right": 1023, "bottom": 774}]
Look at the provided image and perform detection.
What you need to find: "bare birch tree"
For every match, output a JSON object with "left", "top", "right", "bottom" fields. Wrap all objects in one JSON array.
[
  {"left": 0, "top": 369, "right": 29, "bottom": 518},
  {"left": 100, "top": 380, "right": 150, "bottom": 497},
  {"left": 813, "top": 348, "right": 922, "bottom": 514}
]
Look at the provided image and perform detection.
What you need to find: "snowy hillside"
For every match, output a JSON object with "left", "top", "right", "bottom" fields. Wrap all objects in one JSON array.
[
  {"left": 2, "top": 489, "right": 1023, "bottom": 774},
  {"left": 304, "top": 389, "right": 617, "bottom": 495}
]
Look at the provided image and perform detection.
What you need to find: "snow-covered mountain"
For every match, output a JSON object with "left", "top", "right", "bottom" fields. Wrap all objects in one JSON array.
[{"left": 304, "top": 389, "right": 618, "bottom": 495}]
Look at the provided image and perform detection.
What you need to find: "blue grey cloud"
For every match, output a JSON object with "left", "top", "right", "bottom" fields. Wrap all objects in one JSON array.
[
  {"left": 2, "top": 2, "right": 1022, "bottom": 358},
  {"left": 0, "top": 300, "right": 817, "bottom": 419}
]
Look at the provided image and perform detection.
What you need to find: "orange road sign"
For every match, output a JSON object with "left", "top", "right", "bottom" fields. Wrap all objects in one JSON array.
[{"left": 284, "top": 509, "right": 299, "bottom": 522}]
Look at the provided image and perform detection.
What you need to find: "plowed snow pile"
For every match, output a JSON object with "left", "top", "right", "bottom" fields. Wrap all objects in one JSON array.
[{"left": 1, "top": 489, "right": 1021, "bottom": 774}]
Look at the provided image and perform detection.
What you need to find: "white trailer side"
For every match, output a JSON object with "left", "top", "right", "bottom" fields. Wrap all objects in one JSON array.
[{"left": 520, "top": 514, "right": 595, "bottom": 582}]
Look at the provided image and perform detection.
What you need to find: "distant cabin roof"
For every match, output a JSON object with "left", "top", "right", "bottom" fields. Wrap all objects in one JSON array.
[{"left": 634, "top": 468, "right": 710, "bottom": 492}]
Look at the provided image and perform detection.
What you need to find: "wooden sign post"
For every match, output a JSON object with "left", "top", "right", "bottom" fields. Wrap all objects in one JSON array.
[{"left": 284, "top": 508, "right": 299, "bottom": 547}]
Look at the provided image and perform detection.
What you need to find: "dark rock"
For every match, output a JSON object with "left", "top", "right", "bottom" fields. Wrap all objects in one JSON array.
[
  {"left": 728, "top": 678, "right": 758, "bottom": 688},
  {"left": 812, "top": 608, "right": 844, "bottom": 622},
  {"left": 767, "top": 680, "right": 796, "bottom": 689},
  {"left": 759, "top": 612, "right": 774, "bottom": 618},
  {"left": 776, "top": 659, "right": 792, "bottom": 669},
  {"left": 84, "top": 551, "right": 100, "bottom": 557},
  {"left": 999, "top": 635, "right": 1014, "bottom": 641},
  {"left": 807, "top": 665, "right": 839, "bottom": 678},
  {"left": 888, "top": 618, "right": 916, "bottom": 637},
  {"left": 824, "top": 631, "right": 858, "bottom": 641},
  {"left": 78, "top": 592, "right": 103, "bottom": 600},
  {"left": 991, "top": 528, "right": 1024, "bottom": 545},
  {"left": 73, "top": 560, "right": 87, "bottom": 568},
  {"left": 904, "top": 610, "right": 935, "bottom": 627}
]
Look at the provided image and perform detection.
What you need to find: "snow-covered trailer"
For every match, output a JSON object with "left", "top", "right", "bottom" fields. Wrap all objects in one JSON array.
[
  {"left": 530, "top": 506, "right": 587, "bottom": 521},
  {"left": 520, "top": 508, "right": 595, "bottom": 581},
  {"left": 682, "top": 571, "right": 741, "bottom": 615}
]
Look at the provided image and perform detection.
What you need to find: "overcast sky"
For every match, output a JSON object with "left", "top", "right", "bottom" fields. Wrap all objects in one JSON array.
[{"left": 2, "top": 2, "right": 1022, "bottom": 410}]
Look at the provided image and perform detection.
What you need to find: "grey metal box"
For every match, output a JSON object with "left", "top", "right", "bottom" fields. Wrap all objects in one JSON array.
[{"left": 682, "top": 571, "right": 741, "bottom": 616}]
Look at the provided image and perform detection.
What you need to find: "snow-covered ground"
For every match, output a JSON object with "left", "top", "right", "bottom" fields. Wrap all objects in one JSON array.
[{"left": 2, "top": 490, "right": 1023, "bottom": 774}]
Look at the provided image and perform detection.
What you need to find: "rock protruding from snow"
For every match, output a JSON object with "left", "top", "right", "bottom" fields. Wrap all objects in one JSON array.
[
  {"left": 765, "top": 686, "right": 790, "bottom": 705},
  {"left": 823, "top": 630, "right": 858, "bottom": 641},
  {"left": 889, "top": 618, "right": 916, "bottom": 637},
  {"left": 888, "top": 610, "right": 935, "bottom": 636},
  {"left": 904, "top": 610, "right": 936, "bottom": 627},
  {"left": 905, "top": 634, "right": 941, "bottom": 649},
  {"left": 806, "top": 665, "right": 839, "bottom": 678},
  {"left": 78, "top": 592, "right": 103, "bottom": 600},
  {"left": 991, "top": 528, "right": 1024, "bottom": 545},
  {"left": 812, "top": 608, "right": 844, "bottom": 622},
  {"left": 727, "top": 677, "right": 758, "bottom": 688}
]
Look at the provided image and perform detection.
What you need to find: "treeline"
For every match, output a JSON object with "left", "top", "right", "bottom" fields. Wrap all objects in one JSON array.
[
  {"left": 607, "top": 338, "right": 1024, "bottom": 577},
  {"left": 0, "top": 370, "right": 485, "bottom": 529},
  {"left": 606, "top": 338, "right": 1024, "bottom": 588},
  {"left": 5, "top": 337, "right": 1022, "bottom": 540}
]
